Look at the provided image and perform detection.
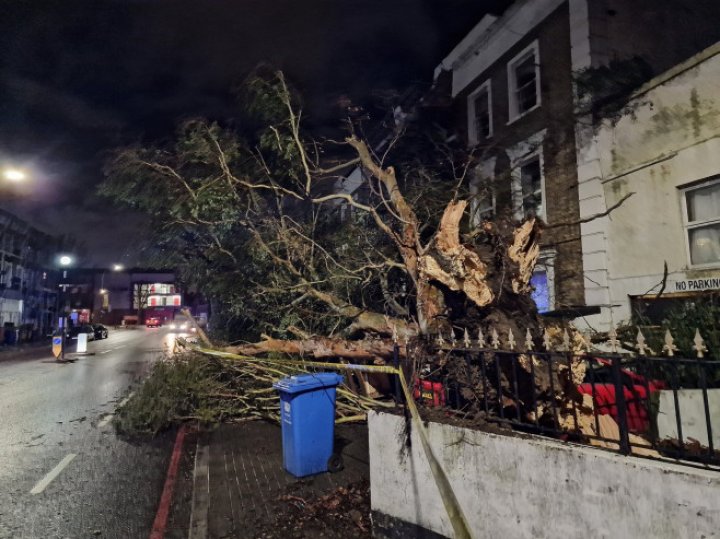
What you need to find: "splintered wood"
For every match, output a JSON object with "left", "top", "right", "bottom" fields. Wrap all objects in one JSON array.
[{"left": 418, "top": 200, "right": 494, "bottom": 308}]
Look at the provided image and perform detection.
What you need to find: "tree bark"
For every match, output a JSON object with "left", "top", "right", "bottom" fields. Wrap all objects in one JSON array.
[{"left": 227, "top": 336, "right": 403, "bottom": 362}]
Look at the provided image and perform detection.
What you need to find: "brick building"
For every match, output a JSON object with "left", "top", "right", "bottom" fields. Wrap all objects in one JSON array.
[{"left": 435, "top": 0, "right": 720, "bottom": 319}]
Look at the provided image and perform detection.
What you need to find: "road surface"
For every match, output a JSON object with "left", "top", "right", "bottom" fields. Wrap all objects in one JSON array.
[{"left": 0, "top": 327, "right": 182, "bottom": 539}]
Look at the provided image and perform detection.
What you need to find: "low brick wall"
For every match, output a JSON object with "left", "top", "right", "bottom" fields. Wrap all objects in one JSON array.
[{"left": 368, "top": 410, "right": 720, "bottom": 538}]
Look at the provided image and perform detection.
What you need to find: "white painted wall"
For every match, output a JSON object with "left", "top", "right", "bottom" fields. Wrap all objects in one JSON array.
[
  {"left": 574, "top": 43, "right": 720, "bottom": 329},
  {"left": 657, "top": 389, "right": 720, "bottom": 449},
  {"left": 369, "top": 411, "right": 720, "bottom": 539}
]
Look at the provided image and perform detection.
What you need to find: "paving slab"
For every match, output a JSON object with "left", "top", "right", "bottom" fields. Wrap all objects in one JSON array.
[{"left": 181, "top": 421, "right": 369, "bottom": 538}]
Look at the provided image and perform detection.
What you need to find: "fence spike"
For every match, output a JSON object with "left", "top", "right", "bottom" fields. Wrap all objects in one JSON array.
[
  {"left": 391, "top": 324, "right": 398, "bottom": 344},
  {"left": 450, "top": 329, "right": 457, "bottom": 347},
  {"left": 607, "top": 324, "right": 620, "bottom": 353},
  {"left": 436, "top": 331, "right": 445, "bottom": 346},
  {"left": 507, "top": 329, "right": 516, "bottom": 350},
  {"left": 478, "top": 328, "right": 486, "bottom": 348},
  {"left": 491, "top": 328, "right": 500, "bottom": 349},
  {"left": 525, "top": 328, "right": 534, "bottom": 351},
  {"left": 562, "top": 328, "right": 571, "bottom": 352},
  {"left": 463, "top": 328, "right": 471, "bottom": 348},
  {"left": 542, "top": 328, "right": 552, "bottom": 351},
  {"left": 636, "top": 329, "right": 648, "bottom": 356},
  {"left": 662, "top": 329, "right": 677, "bottom": 357},
  {"left": 693, "top": 329, "right": 708, "bottom": 359}
]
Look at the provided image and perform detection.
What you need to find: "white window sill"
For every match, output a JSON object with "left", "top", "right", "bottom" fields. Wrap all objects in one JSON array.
[
  {"left": 686, "top": 262, "right": 720, "bottom": 271},
  {"left": 507, "top": 103, "right": 541, "bottom": 126}
]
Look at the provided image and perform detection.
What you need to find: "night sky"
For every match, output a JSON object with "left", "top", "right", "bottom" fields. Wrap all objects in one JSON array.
[{"left": 0, "top": 0, "right": 508, "bottom": 266}]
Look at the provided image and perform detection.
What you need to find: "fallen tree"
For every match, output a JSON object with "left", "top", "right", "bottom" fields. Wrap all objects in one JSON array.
[{"left": 102, "top": 69, "right": 585, "bottom": 427}]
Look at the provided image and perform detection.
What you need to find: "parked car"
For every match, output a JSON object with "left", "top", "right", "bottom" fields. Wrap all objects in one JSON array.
[
  {"left": 146, "top": 317, "right": 161, "bottom": 328},
  {"left": 67, "top": 324, "right": 95, "bottom": 341},
  {"left": 92, "top": 324, "right": 109, "bottom": 340}
]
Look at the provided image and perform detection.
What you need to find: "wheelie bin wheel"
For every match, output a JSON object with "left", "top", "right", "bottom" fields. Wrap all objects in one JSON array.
[{"left": 327, "top": 453, "right": 344, "bottom": 473}]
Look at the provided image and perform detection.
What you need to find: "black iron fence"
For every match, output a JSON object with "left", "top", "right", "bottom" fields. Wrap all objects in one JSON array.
[{"left": 402, "top": 342, "right": 720, "bottom": 469}]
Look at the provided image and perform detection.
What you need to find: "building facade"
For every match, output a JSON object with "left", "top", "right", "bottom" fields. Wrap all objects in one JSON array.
[
  {"left": 90, "top": 269, "right": 179, "bottom": 325},
  {"left": 578, "top": 42, "right": 720, "bottom": 326},
  {"left": 437, "top": 0, "right": 720, "bottom": 322},
  {"left": 0, "top": 209, "right": 58, "bottom": 340}
]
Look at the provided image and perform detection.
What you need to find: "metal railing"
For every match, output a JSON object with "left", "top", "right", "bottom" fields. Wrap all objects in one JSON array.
[{"left": 403, "top": 336, "right": 720, "bottom": 469}]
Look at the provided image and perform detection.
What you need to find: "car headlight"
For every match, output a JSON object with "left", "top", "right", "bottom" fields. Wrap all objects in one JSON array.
[{"left": 169, "top": 323, "right": 177, "bottom": 329}]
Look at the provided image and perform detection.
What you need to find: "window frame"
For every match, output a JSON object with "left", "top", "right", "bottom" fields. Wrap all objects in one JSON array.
[
  {"left": 507, "top": 40, "right": 541, "bottom": 124},
  {"left": 512, "top": 150, "right": 546, "bottom": 222},
  {"left": 467, "top": 79, "right": 493, "bottom": 145},
  {"left": 681, "top": 177, "right": 720, "bottom": 268}
]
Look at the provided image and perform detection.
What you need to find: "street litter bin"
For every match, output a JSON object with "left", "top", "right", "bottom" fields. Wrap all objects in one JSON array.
[{"left": 273, "top": 372, "right": 344, "bottom": 477}]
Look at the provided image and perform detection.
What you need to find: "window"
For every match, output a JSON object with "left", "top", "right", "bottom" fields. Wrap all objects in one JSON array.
[
  {"left": 515, "top": 155, "right": 544, "bottom": 220},
  {"left": 531, "top": 252, "right": 555, "bottom": 313},
  {"left": 467, "top": 81, "right": 492, "bottom": 144},
  {"left": 683, "top": 179, "right": 720, "bottom": 266},
  {"left": 508, "top": 41, "right": 541, "bottom": 122},
  {"left": 469, "top": 158, "right": 497, "bottom": 225}
]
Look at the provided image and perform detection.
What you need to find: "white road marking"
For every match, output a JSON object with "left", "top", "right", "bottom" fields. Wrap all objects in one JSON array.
[
  {"left": 97, "top": 392, "right": 134, "bottom": 429},
  {"left": 30, "top": 453, "right": 77, "bottom": 494},
  {"left": 118, "top": 392, "right": 134, "bottom": 407},
  {"left": 100, "top": 350, "right": 112, "bottom": 354},
  {"left": 188, "top": 438, "right": 210, "bottom": 539}
]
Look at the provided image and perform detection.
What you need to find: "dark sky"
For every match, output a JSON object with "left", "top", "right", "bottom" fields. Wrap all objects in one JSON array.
[{"left": 0, "top": 0, "right": 508, "bottom": 266}]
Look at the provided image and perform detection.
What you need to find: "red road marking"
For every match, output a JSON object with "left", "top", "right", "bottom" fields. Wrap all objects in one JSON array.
[{"left": 149, "top": 424, "right": 188, "bottom": 539}]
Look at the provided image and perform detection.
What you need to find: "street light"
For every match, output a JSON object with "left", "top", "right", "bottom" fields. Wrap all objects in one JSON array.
[
  {"left": 2, "top": 168, "right": 27, "bottom": 182},
  {"left": 112, "top": 264, "right": 124, "bottom": 271},
  {"left": 54, "top": 254, "right": 75, "bottom": 361}
]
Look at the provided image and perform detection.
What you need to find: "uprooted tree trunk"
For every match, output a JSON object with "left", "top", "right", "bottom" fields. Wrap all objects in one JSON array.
[{"left": 228, "top": 131, "right": 594, "bottom": 430}]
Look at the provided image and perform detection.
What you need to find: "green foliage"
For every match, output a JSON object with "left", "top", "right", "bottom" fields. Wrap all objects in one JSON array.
[
  {"left": 623, "top": 296, "right": 720, "bottom": 387},
  {"left": 114, "top": 355, "right": 229, "bottom": 435},
  {"left": 663, "top": 297, "right": 720, "bottom": 362},
  {"left": 574, "top": 56, "right": 654, "bottom": 122},
  {"left": 100, "top": 68, "right": 475, "bottom": 343}
]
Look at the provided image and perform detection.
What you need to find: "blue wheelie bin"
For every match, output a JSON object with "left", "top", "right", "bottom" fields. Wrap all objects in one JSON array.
[{"left": 273, "top": 372, "right": 344, "bottom": 477}]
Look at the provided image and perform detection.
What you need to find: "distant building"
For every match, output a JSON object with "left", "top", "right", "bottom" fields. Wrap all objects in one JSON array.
[
  {"left": 63, "top": 269, "right": 180, "bottom": 325},
  {"left": 0, "top": 208, "right": 59, "bottom": 340},
  {"left": 435, "top": 0, "right": 720, "bottom": 322}
]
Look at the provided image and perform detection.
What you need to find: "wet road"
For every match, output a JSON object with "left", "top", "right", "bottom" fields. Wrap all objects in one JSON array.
[{"left": 0, "top": 327, "right": 179, "bottom": 539}]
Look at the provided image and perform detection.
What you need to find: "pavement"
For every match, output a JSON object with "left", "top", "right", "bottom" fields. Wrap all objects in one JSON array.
[
  {"left": 0, "top": 338, "right": 52, "bottom": 361},
  {"left": 160, "top": 422, "right": 370, "bottom": 539}
]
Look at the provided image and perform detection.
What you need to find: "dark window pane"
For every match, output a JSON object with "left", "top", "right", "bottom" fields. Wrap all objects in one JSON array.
[
  {"left": 514, "top": 52, "right": 538, "bottom": 113},
  {"left": 473, "top": 88, "right": 491, "bottom": 139},
  {"left": 520, "top": 158, "right": 543, "bottom": 218}
]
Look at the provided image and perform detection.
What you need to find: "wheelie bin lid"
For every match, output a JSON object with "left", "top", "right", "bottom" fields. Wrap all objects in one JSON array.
[{"left": 273, "top": 372, "right": 344, "bottom": 394}]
